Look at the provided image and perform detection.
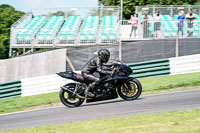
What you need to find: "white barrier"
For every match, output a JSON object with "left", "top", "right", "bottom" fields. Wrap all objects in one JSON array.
[
  {"left": 21, "top": 74, "right": 76, "bottom": 97},
  {"left": 169, "top": 54, "right": 200, "bottom": 75},
  {"left": 20, "top": 54, "right": 200, "bottom": 97}
]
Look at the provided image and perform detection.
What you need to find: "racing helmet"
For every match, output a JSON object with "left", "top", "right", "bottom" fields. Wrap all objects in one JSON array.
[{"left": 98, "top": 49, "right": 110, "bottom": 63}]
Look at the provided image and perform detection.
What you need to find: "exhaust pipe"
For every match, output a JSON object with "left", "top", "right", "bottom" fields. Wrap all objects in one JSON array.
[{"left": 60, "top": 86, "right": 91, "bottom": 99}]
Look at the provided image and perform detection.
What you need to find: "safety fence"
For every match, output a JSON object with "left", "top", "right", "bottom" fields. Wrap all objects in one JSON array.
[
  {"left": 120, "top": 20, "right": 200, "bottom": 40},
  {"left": 136, "top": 5, "right": 200, "bottom": 17},
  {"left": 1, "top": 54, "right": 200, "bottom": 100}
]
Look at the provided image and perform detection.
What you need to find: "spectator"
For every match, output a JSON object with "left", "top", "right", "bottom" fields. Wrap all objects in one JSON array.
[
  {"left": 129, "top": 13, "right": 139, "bottom": 37},
  {"left": 141, "top": 14, "right": 149, "bottom": 38},
  {"left": 153, "top": 11, "right": 161, "bottom": 37},
  {"left": 186, "top": 9, "right": 196, "bottom": 37},
  {"left": 177, "top": 11, "right": 185, "bottom": 37}
]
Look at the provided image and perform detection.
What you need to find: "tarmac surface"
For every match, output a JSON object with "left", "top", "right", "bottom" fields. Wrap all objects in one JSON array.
[{"left": 0, "top": 89, "right": 200, "bottom": 130}]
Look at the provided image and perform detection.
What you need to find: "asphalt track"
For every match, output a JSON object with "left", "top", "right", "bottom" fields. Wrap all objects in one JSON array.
[{"left": 0, "top": 89, "right": 200, "bottom": 130}]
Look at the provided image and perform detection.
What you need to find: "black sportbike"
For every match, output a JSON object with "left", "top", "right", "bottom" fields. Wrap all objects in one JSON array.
[{"left": 57, "top": 59, "right": 142, "bottom": 108}]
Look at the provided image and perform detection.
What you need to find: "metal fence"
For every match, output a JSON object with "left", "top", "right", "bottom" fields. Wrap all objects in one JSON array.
[
  {"left": 136, "top": 5, "right": 200, "bottom": 16},
  {"left": 31, "top": 6, "right": 120, "bottom": 18},
  {"left": 120, "top": 20, "right": 200, "bottom": 40}
]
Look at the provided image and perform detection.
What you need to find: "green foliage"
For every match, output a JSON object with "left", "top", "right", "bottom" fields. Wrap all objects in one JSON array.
[
  {"left": 99, "top": 0, "right": 198, "bottom": 19},
  {"left": 0, "top": 4, "right": 24, "bottom": 59},
  {"left": 49, "top": 11, "right": 65, "bottom": 16},
  {"left": 195, "top": 0, "right": 200, "bottom": 4}
]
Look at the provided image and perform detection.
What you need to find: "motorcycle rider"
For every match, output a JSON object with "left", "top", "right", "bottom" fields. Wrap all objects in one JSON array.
[{"left": 81, "top": 49, "right": 113, "bottom": 97}]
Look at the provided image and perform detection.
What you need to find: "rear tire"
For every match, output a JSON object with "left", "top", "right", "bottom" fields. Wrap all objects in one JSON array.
[
  {"left": 118, "top": 78, "right": 142, "bottom": 101},
  {"left": 59, "top": 83, "right": 84, "bottom": 108}
]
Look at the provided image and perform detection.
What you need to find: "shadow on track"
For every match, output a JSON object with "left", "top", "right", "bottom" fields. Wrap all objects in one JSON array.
[
  {"left": 81, "top": 97, "right": 144, "bottom": 107},
  {"left": 62, "top": 98, "right": 144, "bottom": 111}
]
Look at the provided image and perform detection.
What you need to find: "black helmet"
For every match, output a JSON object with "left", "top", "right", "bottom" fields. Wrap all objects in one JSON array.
[{"left": 98, "top": 49, "right": 110, "bottom": 63}]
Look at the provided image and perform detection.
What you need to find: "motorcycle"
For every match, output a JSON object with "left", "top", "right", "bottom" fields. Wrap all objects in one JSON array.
[{"left": 57, "top": 59, "right": 142, "bottom": 108}]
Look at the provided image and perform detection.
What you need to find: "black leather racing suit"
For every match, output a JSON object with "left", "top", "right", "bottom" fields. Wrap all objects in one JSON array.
[{"left": 81, "top": 55, "right": 112, "bottom": 86}]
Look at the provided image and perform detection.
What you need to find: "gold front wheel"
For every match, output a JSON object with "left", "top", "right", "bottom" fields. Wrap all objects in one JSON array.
[{"left": 118, "top": 78, "right": 142, "bottom": 101}]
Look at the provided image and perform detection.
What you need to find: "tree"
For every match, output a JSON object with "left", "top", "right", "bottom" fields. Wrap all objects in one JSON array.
[
  {"left": 99, "top": 0, "right": 198, "bottom": 19},
  {"left": 0, "top": 4, "right": 24, "bottom": 59},
  {"left": 49, "top": 11, "right": 65, "bottom": 16}
]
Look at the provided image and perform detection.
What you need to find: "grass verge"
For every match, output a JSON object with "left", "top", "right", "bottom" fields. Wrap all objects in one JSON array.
[
  {"left": 140, "top": 72, "right": 200, "bottom": 92},
  {"left": 1, "top": 109, "right": 200, "bottom": 133},
  {"left": 0, "top": 92, "right": 60, "bottom": 114},
  {"left": 1, "top": 72, "right": 200, "bottom": 114}
]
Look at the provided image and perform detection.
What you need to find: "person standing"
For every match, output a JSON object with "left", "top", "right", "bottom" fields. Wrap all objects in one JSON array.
[
  {"left": 177, "top": 11, "right": 185, "bottom": 37},
  {"left": 129, "top": 14, "right": 139, "bottom": 37},
  {"left": 141, "top": 14, "right": 149, "bottom": 38},
  {"left": 153, "top": 11, "right": 161, "bottom": 37},
  {"left": 186, "top": 9, "right": 196, "bottom": 37}
]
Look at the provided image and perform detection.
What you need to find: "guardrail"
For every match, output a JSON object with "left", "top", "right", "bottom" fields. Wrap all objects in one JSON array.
[
  {"left": 21, "top": 74, "right": 70, "bottom": 97},
  {"left": 128, "top": 54, "right": 200, "bottom": 78},
  {"left": 128, "top": 58, "right": 170, "bottom": 78},
  {"left": 0, "top": 81, "right": 21, "bottom": 100},
  {"left": 1, "top": 54, "right": 200, "bottom": 100},
  {"left": 169, "top": 54, "right": 200, "bottom": 75}
]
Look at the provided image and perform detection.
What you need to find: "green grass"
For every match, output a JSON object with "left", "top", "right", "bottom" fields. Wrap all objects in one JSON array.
[
  {"left": 140, "top": 72, "right": 200, "bottom": 92},
  {"left": 1, "top": 109, "right": 200, "bottom": 133},
  {"left": 1, "top": 72, "right": 200, "bottom": 114},
  {"left": 0, "top": 92, "right": 60, "bottom": 114}
]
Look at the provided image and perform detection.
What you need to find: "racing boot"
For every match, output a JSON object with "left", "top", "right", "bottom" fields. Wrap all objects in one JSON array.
[{"left": 84, "top": 82, "right": 95, "bottom": 97}]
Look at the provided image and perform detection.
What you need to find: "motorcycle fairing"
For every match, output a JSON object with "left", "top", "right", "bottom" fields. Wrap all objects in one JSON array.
[
  {"left": 57, "top": 71, "right": 86, "bottom": 83},
  {"left": 104, "top": 75, "right": 129, "bottom": 82},
  {"left": 86, "top": 90, "right": 118, "bottom": 103}
]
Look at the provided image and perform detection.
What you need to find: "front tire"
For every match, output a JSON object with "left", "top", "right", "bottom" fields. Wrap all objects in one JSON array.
[
  {"left": 59, "top": 83, "right": 84, "bottom": 108},
  {"left": 118, "top": 78, "right": 142, "bottom": 101}
]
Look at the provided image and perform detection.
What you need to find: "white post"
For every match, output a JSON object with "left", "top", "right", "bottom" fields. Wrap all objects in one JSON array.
[
  {"left": 170, "top": 5, "right": 173, "bottom": 17},
  {"left": 120, "top": 0, "right": 123, "bottom": 20},
  {"left": 23, "top": 48, "right": 26, "bottom": 54},
  {"left": 119, "top": 39, "right": 122, "bottom": 60},
  {"left": 176, "top": 36, "right": 179, "bottom": 57},
  {"left": 9, "top": 48, "right": 12, "bottom": 57}
]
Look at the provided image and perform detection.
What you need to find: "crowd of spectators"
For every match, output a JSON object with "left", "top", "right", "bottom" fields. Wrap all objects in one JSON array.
[{"left": 129, "top": 9, "right": 197, "bottom": 38}]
